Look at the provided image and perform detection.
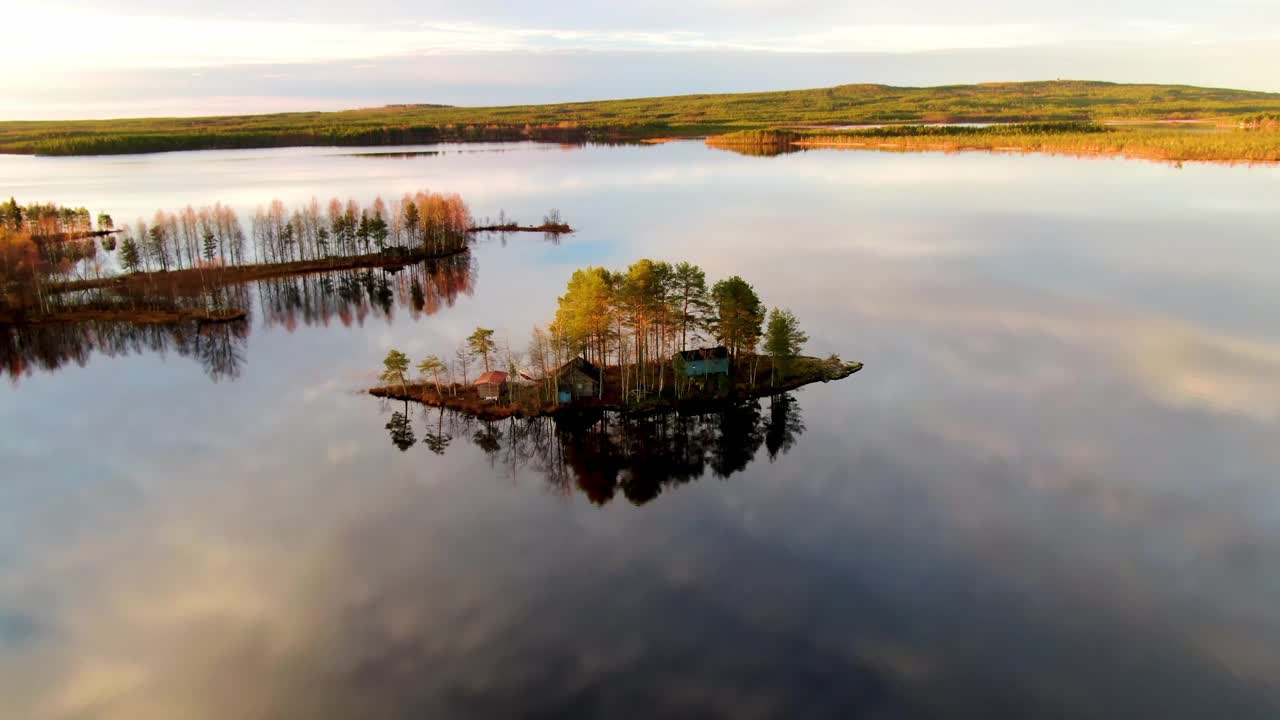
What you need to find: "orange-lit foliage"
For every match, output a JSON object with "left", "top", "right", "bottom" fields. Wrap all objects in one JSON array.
[
  {"left": 404, "top": 191, "right": 472, "bottom": 253},
  {"left": 0, "top": 225, "right": 40, "bottom": 291}
]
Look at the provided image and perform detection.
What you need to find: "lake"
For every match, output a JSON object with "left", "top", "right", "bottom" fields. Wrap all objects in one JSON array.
[{"left": 2, "top": 142, "right": 1278, "bottom": 718}]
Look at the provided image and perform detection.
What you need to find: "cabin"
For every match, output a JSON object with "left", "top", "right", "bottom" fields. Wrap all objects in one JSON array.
[
  {"left": 555, "top": 357, "right": 601, "bottom": 403},
  {"left": 474, "top": 370, "right": 508, "bottom": 401},
  {"left": 676, "top": 346, "right": 730, "bottom": 377}
]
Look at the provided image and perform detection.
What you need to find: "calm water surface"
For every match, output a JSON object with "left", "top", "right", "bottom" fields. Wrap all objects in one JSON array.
[{"left": 2, "top": 143, "right": 1279, "bottom": 718}]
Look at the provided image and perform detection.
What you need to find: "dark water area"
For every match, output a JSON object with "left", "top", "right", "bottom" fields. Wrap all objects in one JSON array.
[{"left": 1, "top": 142, "right": 1278, "bottom": 718}]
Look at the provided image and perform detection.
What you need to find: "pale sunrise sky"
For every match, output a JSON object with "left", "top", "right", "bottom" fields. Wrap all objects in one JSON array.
[{"left": 5, "top": 0, "right": 1280, "bottom": 119}]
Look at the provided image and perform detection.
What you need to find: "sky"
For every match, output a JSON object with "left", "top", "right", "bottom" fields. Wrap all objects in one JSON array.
[{"left": 4, "top": 0, "right": 1280, "bottom": 119}]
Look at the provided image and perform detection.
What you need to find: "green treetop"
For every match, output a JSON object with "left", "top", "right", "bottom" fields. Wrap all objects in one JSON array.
[
  {"left": 765, "top": 307, "right": 809, "bottom": 384},
  {"left": 711, "top": 276, "right": 765, "bottom": 359},
  {"left": 417, "top": 354, "right": 447, "bottom": 395},
  {"left": 380, "top": 349, "right": 411, "bottom": 393},
  {"left": 119, "top": 236, "right": 142, "bottom": 273},
  {"left": 467, "top": 327, "right": 498, "bottom": 372}
]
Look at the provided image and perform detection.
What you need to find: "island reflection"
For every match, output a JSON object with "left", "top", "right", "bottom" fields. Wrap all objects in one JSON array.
[
  {"left": 384, "top": 393, "right": 807, "bottom": 505},
  {"left": 1, "top": 255, "right": 474, "bottom": 382}
]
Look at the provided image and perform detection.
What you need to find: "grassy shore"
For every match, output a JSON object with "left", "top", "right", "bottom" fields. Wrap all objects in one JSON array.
[
  {"left": 708, "top": 123, "right": 1280, "bottom": 163},
  {"left": 5, "top": 81, "right": 1280, "bottom": 157},
  {"left": 370, "top": 356, "right": 864, "bottom": 421}
]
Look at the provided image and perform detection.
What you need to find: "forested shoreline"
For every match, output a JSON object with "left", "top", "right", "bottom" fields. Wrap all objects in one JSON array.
[
  {"left": 707, "top": 123, "right": 1280, "bottom": 162},
  {"left": 1, "top": 191, "right": 565, "bottom": 326}
]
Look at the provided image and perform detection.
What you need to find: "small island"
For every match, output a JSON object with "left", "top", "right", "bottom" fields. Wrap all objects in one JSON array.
[{"left": 369, "top": 259, "right": 862, "bottom": 419}]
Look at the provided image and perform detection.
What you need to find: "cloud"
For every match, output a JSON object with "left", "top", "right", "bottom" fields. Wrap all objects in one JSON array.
[
  {"left": 9, "top": 4, "right": 1280, "bottom": 73},
  {"left": 5, "top": 1, "right": 1280, "bottom": 118},
  {"left": 8, "top": 41, "right": 1280, "bottom": 121}
]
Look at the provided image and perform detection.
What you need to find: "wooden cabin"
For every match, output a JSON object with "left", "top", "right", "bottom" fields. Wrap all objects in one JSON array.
[
  {"left": 676, "top": 346, "right": 730, "bottom": 377},
  {"left": 555, "top": 357, "right": 601, "bottom": 402},
  {"left": 474, "top": 370, "right": 508, "bottom": 401}
]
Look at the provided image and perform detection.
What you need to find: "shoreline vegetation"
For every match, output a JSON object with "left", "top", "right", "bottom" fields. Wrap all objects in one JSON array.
[
  {"left": 706, "top": 123, "right": 1280, "bottom": 163},
  {"left": 371, "top": 355, "right": 863, "bottom": 420},
  {"left": 368, "top": 258, "right": 862, "bottom": 420},
  {"left": 1, "top": 192, "right": 568, "bottom": 328},
  {"left": 3, "top": 81, "right": 1280, "bottom": 162}
]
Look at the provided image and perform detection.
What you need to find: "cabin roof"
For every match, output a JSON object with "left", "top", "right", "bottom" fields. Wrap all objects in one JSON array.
[
  {"left": 555, "top": 356, "right": 601, "bottom": 381},
  {"left": 474, "top": 370, "right": 508, "bottom": 385},
  {"left": 676, "top": 346, "right": 730, "bottom": 361}
]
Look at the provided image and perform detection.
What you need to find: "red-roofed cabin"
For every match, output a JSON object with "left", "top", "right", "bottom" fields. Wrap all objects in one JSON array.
[{"left": 474, "top": 370, "right": 508, "bottom": 401}]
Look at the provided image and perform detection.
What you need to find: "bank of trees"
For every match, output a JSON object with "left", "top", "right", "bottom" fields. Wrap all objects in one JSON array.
[
  {"left": 375, "top": 260, "right": 814, "bottom": 410},
  {"left": 1, "top": 198, "right": 96, "bottom": 240},
  {"left": 21, "top": 189, "right": 474, "bottom": 280},
  {"left": 115, "top": 204, "right": 245, "bottom": 273},
  {"left": 544, "top": 259, "right": 772, "bottom": 398},
  {"left": 536, "top": 259, "right": 809, "bottom": 398},
  {"left": 250, "top": 191, "right": 470, "bottom": 265},
  {"left": 1, "top": 199, "right": 117, "bottom": 309},
  {"left": 4, "top": 189, "right": 475, "bottom": 294}
]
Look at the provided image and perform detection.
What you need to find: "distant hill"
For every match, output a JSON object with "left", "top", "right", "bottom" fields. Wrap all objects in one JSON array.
[{"left": 4, "top": 80, "right": 1280, "bottom": 156}]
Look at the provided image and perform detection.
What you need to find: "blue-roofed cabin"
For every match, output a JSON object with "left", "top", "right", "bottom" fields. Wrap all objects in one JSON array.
[{"left": 676, "top": 346, "right": 730, "bottom": 377}]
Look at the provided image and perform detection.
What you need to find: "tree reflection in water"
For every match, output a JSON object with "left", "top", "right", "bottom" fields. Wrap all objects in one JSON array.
[
  {"left": 384, "top": 394, "right": 807, "bottom": 506},
  {"left": 1, "top": 255, "right": 474, "bottom": 382},
  {"left": 257, "top": 253, "right": 473, "bottom": 331},
  {"left": 385, "top": 400, "right": 417, "bottom": 452},
  {"left": 1, "top": 307, "right": 250, "bottom": 383}
]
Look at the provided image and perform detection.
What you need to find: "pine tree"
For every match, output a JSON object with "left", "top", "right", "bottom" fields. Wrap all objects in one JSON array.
[
  {"left": 671, "top": 261, "right": 711, "bottom": 351},
  {"left": 403, "top": 201, "right": 420, "bottom": 246},
  {"left": 765, "top": 308, "right": 808, "bottom": 384},
  {"left": 3, "top": 197, "right": 21, "bottom": 229},
  {"left": 119, "top": 236, "right": 142, "bottom": 273},
  {"left": 202, "top": 230, "right": 217, "bottom": 262},
  {"left": 711, "top": 276, "right": 765, "bottom": 359},
  {"left": 417, "top": 354, "right": 447, "bottom": 396},
  {"left": 468, "top": 328, "right": 497, "bottom": 372},
  {"left": 380, "top": 349, "right": 411, "bottom": 394}
]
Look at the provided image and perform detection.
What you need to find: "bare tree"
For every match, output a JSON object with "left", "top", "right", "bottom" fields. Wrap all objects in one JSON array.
[{"left": 454, "top": 341, "right": 473, "bottom": 386}]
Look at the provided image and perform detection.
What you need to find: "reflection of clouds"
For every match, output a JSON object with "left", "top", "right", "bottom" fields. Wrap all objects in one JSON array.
[
  {"left": 850, "top": 277, "right": 1280, "bottom": 421},
  {"left": 0, "top": 433, "right": 907, "bottom": 719},
  {"left": 1133, "top": 329, "right": 1280, "bottom": 421},
  {"left": 781, "top": 274, "right": 1280, "bottom": 688},
  {"left": 4, "top": 143, "right": 1280, "bottom": 718},
  {"left": 42, "top": 662, "right": 150, "bottom": 720}
]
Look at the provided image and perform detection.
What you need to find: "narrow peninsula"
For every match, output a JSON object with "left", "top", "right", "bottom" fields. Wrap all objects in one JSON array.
[{"left": 1, "top": 193, "right": 569, "bottom": 328}]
